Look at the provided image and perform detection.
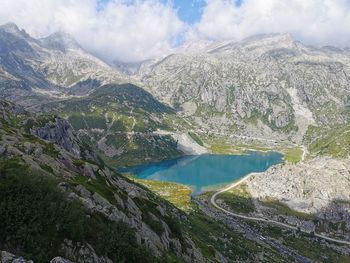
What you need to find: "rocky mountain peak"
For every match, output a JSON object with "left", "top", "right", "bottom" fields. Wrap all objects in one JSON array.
[
  {"left": 40, "top": 31, "right": 82, "bottom": 52},
  {"left": 243, "top": 33, "right": 295, "bottom": 45},
  {"left": 1, "top": 22, "right": 21, "bottom": 34},
  {"left": 0, "top": 22, "right": 31, "bottom": 39},
  {"left": 176, "top": 39, "right": 214, "bottom": 54},
  {"left": 235, "top": 32, "right": 300, "bottom": 57},
  {"left": 176, "top": 39, "right": 237, "bottom": 55}
]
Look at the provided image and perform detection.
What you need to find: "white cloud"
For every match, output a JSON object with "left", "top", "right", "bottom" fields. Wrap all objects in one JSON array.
[
  {"left": 1, "top": 0, "right": 350, "bottom": 62},
  {"left": 0, "top": 0, "right": 185, "bottom": 62},
  {"left": 190, "top": 0, "right": 350, "bottom": 47}
]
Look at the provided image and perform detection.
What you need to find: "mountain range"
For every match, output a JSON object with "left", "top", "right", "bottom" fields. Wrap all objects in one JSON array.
[
  {"left": 1, "top": 22, "right": 350, "bottom": 263},
  {"left": 2, "top": 22, "right": 350, "bottom": 147}
]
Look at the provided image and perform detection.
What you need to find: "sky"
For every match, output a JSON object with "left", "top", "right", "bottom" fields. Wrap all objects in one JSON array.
[
  {"left": 1, "top": 0, "right": 350, "bottom": 62},
  {"left": 161, "top": 0, "right": 205, "bottom": 24}
]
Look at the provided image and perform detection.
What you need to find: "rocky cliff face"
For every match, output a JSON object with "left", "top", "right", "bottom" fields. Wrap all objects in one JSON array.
[
  {"left": 29, "top": 117, "right": 81, "bottom": 156},
  {"left": 1, "top": 23, "right": 350, "bottom": 262},
  {"left": 1, "top": 23, "right": 349, "bottom": 147},
  {"left": 247, "top": 157, "right": 350, "bottom": 214},
  {"left": 0, "top": 23, "right": 127, "bottom": 102},
  {"left": 246, "top": 157, "right": 350, "bottom": 239},
  {"left": 138, "top": 34, "right": 350, "bottom": 143},
  {"left": 2, "top": 23, "right": 350, "bottom": 145}
]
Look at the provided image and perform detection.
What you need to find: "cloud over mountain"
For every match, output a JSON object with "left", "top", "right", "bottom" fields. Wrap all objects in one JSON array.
[
  {"left": 189, "top": 0, "right": 350, "bottom": 47},
  {"left": 1, "top": 0, "right": 350, "bottom": 62},
  {"left": 0, "top": 0, "right": 184, "bottom": 62}
]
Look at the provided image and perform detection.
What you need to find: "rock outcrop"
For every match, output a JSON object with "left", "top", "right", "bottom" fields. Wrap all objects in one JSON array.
[
  {"left": 0, "top": 100, "right": 207, "bottom": 263},
  {"left": 0, "top": 251, "right": 33, "bottom": 263},
  {"left": 247, "top": 157, "right": 350, "bottom": 214},
  {"left": 139, "top": 34, "right": 350, "bottom": 143},
  {"left": 30, "top": 118, "right": 81, "bottom": 156}
]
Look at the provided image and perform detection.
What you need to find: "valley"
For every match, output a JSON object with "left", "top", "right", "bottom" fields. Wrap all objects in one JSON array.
[{"left": 0, "top": 22, "right": 350, "bottom": 263}]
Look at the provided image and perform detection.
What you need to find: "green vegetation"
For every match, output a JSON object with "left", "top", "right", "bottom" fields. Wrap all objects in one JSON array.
[
  {"left": 129, "top": 177, "right": 193, "bottom": 211},
  {"left": 39, "top": 83, "right": 185, "bottom": 167},
  {"left": 194, "top": 102, "right": 223, "bottom": 118},
  {"left": 309, "top": 123, "right": 350, "bottom": 158},
  {"left": 0, "top": 159, "right": 153, "bottom": 263},
  {"left": 207, "top": 137, "right": 303, "bottom": 164},
  {"left": 251, "top": 222, "right": 350, "bottom": 263},
  {"left": 48, "top": 70, "right": 83, "bottom": 87},
  {"left": 188, "top": 132, "right": 204, "bottom": 146},
  {"left": 217, "top": 184, "right": 255, "bottom": 214},
  {"left": 303, "top": 125, "right": 323, "bottom": 144},
  {"left": 185, "top": 206, "right": 286, "bottom": 262},
  {"left": 281, "top": 147, "right": 303, "bottom": 164},
  {"left": 22, "top": 134, "right": 60, "bottom": 158},
  {"left": 209, "top": 143, "right": 242, "bottom": 154},
  {"left": 261, "top": 197, "right": 315, "bottom": 220},
  {"left": 209, "top": 141, "right": 271, "bottom": 155},
  {"left": 104, "top": 133, "right": 182, "bottom": 167},
  {"left": 2, "top": 98, "right": 349, "bottom": 263},
  {"left": 245, "top": 109, "right": 298, "bottom": 133}
]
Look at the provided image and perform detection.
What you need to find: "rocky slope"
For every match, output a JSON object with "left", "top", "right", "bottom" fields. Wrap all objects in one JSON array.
[
  {"left": 36, "top": 83, "right": 185, "bottom": 166},
  {"left": 243, "top": 129, "right": 350, "bottom": 241},
  {"left": 246, "top": 123, "right": 350, "bottom": 216},
  {"left": 2, "top": 22, "right": 350, "bottom": 147},
  {"left": 2, "top": 22, "right": 350, "bottom": 150},
  {"left": 0, "top": 23, "right": 197, "bottom": 166},
  {"left": 248, "top": 158, "right": 350, "bottom": 213},
  {"left": 0, "top": 101, "right": 210, "bottom": 262},
  {"left": 0, "top": 22, "right": 127, "bottom": 104},
  {"left": 138, "top": 34, "right": 350, "bottom": 144},
  {"left": 1, "top": 100, "right": 302, "bottom": 263},
  {"left": 1, "top": 22, "right": 350, "bottom": 262}
]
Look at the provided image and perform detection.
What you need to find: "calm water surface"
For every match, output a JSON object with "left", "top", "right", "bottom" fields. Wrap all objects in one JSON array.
[{"left": 120, "top": 152, "right": 283, "bottom": 195}]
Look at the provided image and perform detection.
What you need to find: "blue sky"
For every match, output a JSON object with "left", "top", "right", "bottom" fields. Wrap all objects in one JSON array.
[
  {"left": 98, "top": 0, "right": 207, "bottom": 24},
  {"left": 164, "top": 0, "right": 205, "bottom": 24},
  {"left": 162, "top": 0, "right": 244, "bottom": 24},
  {"left": 98, "top": 0, "right": 243, "bottom": 25}
]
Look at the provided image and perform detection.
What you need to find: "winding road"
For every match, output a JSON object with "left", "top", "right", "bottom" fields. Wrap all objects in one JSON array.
[{"left": 210, "top": 173, "right": 350, "bottom": 246}]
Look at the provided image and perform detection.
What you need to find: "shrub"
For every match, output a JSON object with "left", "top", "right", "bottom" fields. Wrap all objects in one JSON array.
[{"left": 0, "top": 159, "right": 153, "bottom": 262}]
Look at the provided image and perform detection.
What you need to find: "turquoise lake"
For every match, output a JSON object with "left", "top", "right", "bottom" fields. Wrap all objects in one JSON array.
[{"left": 120, "top": 152, "right": 283, "bottom": 195}]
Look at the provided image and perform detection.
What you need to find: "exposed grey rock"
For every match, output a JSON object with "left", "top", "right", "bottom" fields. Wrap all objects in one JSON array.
[
  {"left": 92, "top": 192, "right": 111, "bottom": 208},
  {"left": 30, "top": 118, "right": 81, "bottom": 156},
  {"left": 113, "top": 193, "right": 125, "bottom": 209},
  {"left": 0, "top": 251, "right": 33, "bottom": 263},
  {"left": 75, "top": 185, "right": 91, "bottom": 198},
  {"left": 138, "top": 34, "right": 350, "bottom": 144},
  {"left": 247, "top": 157, "right": 350, "bottom": 214},
  {"left": 1, "top": 251, "right": 15, "bottom": 263},
  {"left": 61, "top": 240, "right": 112, "bottom": 263},
  {"left": 0, "top": 22, "right": 126, "bottom": 104},
  {"left": 0, "top": 144, "right": 6, "bottom": 155},
  {"left": 82, "top": 163, "right": 97, "bottom": 179},
  {"left": 12, "top": 259, "right": 33, "bottom": 263},
  {"left": 50, "top": 257, "right": 73, "bottom": 263},
  {"left": 0, "top": 99, "right": 207, "bottom": 263}
]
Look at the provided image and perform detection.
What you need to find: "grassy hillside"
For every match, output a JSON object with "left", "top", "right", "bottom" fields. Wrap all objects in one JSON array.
[
  {"left": 1, "top": 100, "right": 298, "bottom": 262},
  {"left": 40, "top": 84, "right": 185, "bottom": 166},
  {"left": 309, "top": 123, "right": 350, "bottom": 158},
  {"left": 0, "top": 159, "right": 151, "bottom": 263},
  {"left": 0, "top": 101, "right": 205, "bottom": 262}
]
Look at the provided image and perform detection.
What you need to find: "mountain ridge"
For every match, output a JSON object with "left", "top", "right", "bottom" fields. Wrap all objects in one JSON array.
[{"left": 1, "top": 22, "right": 350, "bottom": 262}]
